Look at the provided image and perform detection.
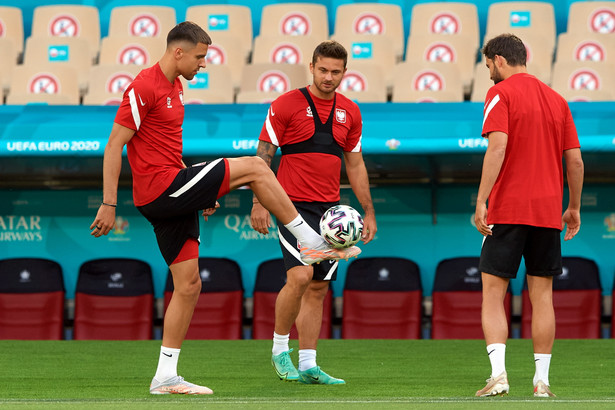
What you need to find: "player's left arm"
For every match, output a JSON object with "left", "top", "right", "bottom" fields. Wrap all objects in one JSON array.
[
  {"left": 344, "top": 150, "right": 376, "bottom": 244},
  {"left": 475, "top": 131, "right": 508, "bottom": 236}
]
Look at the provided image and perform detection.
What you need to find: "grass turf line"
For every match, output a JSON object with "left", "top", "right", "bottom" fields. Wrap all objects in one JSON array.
[{"left": 0, "top": 339, "right": 613, "bottom": 408}]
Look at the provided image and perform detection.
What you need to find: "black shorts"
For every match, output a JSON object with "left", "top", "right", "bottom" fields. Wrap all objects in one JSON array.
[
  {"left": 278, "top": 201, "right": 339, "bottom": 281},
  {"left": 137, "top": 158, "right": 228, "bottom": 265},
  {"left": 479, "top": 224, "right": 562, "bottom": 279}
]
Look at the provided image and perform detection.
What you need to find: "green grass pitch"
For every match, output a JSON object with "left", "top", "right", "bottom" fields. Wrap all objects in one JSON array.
[{"left": 0, "top": 339, "right": 614, "bottom": 409}]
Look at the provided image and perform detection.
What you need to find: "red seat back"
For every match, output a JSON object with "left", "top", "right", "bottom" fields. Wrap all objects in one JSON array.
[
  {"left": 0, "top": 258, "right": 64, "bottom": 340},
  {"left": 252, "top": 259, "right": 332, "bottom": 340},
  {"left": 163, "top": 257, "right": 244, "bottom": 340},
  {"left": 73, "top": 258, "right": 154, "bottom": 340},
  {"left": 521, "top": 257, "right": 602, "bottom": 339},
  {"left": 341, "top": 257, "right": 422, "bottom": 339}
]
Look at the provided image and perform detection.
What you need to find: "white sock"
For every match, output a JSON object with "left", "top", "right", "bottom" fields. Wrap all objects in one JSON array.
[
  {"left": 487, "top": 343, "right": 506, "bottom": 378},
  {"left": 154, "top": 346, "right": 181, "bottom": 382},
  {"left": 284, "top": 215, "right": 325, "bottom": 249},
  {"left": 533, "top": 353, "right": 552, "bottom": 386},
  {"left": 298, "top": 349, "right": 317, "bottom": 371},
  {"left": 272, "top": 332, "right": 290, "bottom": 356}
]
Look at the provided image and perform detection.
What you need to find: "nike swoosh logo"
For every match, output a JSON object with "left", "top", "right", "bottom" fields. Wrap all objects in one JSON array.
[
  {"left": 162, "top": 352, "right": 172, "bottom": 357},
  {"left": 309, "top": 375, "right": 319, "bottom": 381},
  {"left": 270, "top": 107, "right": 275, "bottom": 116},
  {"left": 488, "top": 349, "right": 495, "bottom": 356},
  {"left": 535, "top": 359, "right": 540, "bottom": 362},
  {"left": 292, "top": 221, "right": 304, "bottom": 227},
  {"left": 138, "top": 94, "right": 145, "bottom": 106}
]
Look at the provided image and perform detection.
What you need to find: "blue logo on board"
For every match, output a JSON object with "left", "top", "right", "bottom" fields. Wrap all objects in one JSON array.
[
  {"left": 351, "top": 42, "right": 373, "bottom": 59},
  {"left": 510, "top": 11, "right": 531, "bottom": 27},
  {"left": 48, "top": 45, "right": 69, "bottom": 62},
  {"left": 189, "top": 73, "right": 209, "bottom": 89},
  {"left": 208, "top": 14, "right": 229, "bottom": 31}
]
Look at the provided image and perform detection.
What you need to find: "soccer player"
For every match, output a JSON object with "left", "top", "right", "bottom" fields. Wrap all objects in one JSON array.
[
  {"left": 251, "top": 40, "right": 377, "bottom": 384},
  {"left": 474, "top": 34, "right": 584, "bottom": 398},
  {"left": 89, "top": 22, "right": 360, "bottom": 395}
]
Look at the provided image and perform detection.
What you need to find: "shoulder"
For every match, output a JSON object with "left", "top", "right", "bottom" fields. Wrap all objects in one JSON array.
[
  {"left": 336, "top": 92, "right": 362, "bottom": 121},
  {"left": 270, "top": 88, "right": 305, "bottom": 115}
]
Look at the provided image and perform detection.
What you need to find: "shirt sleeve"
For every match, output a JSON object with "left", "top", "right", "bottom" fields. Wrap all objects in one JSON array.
[
  {"left": 259, "top": 96, "right": 287, "bottom": 147},
  {"left": 481, "top": 86, "right": 508, "bottom": 138},
  {"left": 563, "top": 104, "right": 580, "bottom": 150},
  {"left": 114, "top": 80, "right": 154, "bottom": 131},
  {"left": 345, "top": 103, "right": 362, "bottom": 152}
]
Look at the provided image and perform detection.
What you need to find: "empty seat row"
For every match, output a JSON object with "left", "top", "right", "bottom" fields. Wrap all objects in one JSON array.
[{"left": 0, "top": 256, "right": 609, "bottom": 340}]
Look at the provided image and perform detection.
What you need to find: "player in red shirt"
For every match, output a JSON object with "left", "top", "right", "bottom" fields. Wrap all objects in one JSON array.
[
  {"left": 251, "top": 41, "right": 377, "bottom": 384},
  {"left": 90, "top": 23, "right": 359, "bottom": 395},
  {"left": 474, "top": 34, "right": 584, "bottom": 398}
]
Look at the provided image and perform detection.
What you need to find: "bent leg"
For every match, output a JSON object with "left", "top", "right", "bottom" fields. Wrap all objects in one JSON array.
[
  {"left": 163, "top": 258, "right": 201, "bottom": 348},
  {"left": 227, "top": 156, "right": 298, "bottom": 225},
  {"left": 274, "top": 265, "right": 313, "bottom": 335},
  {"left": 527, "top": 275, "right": 555, "bottom": 354},
  {"left": 481, "top": 272, "right": 510, "bottom": 344},
  {"left": 296, "top": 280, "right": 329, "bottom": 350}
]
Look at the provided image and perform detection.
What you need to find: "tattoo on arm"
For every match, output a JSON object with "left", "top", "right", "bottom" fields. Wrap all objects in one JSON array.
[{"left": 256, "top": 141, "right": 277, "bottom": 168}]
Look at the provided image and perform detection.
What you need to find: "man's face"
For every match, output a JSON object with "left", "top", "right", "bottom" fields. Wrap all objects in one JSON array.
[
  {"left": 179, "top": 42, "right": 208, "bottom": 80},
  {"left": 485, "top": 56, "right": 504, "bottom": 84},
  {"left": 310, "top": 56, "right": 346, "bottom": 96}
]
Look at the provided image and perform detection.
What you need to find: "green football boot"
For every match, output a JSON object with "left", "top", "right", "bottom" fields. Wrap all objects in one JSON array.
[
  {"left": 271, "top": 349, "right": 299, "bottom": 381},
  {"left": 298, "top": 366, "right": 345, "bottom": 385}
]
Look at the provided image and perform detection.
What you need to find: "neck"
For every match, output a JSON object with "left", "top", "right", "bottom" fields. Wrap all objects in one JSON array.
[
  {"left": 308, "top": 84, "right": 335, "bottom": 100},
  {"left": 503, "top": 65, "right": 528, "bottom": 80},
  {"left": 157, "top": 52, "right": 178, "bottom": 83}
]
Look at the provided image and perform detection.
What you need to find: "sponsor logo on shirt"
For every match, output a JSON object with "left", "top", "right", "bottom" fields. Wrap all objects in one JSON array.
[
  {"left": 166, "top": 97, "right": 172, "bottom": 108},
  {"left": 306, "top": 106, "right": 313, "bottom": 117}
]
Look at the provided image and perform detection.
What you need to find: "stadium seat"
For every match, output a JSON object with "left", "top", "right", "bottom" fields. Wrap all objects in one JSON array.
[
  {"left": 485, "top": 2, "right": 556, "bottom": 55},
  {"left": 551, "top": 60, "right": 615, "bottom": 93},
  {"left": 259, "top": 3, "right": 328, "bottom": 39},
  {"left": 23, "top": 36, "right": 93, "bottom": 93},
  {"left": 337, "top": 63, "right": 387, "bottom": 102},
  {"left": 556, "top": 32, "right": 615, "bottom": 63},
  {"left": 180, "top": 65, "right": 235, "bottom": 104},
  {"left": 408, "top": 3, "right": 480, "bottom": 53},
  {"left": 6, "top": 64, "right": 80, "bottom": 105},
  {"left": 82, "top": 63, "right": 141, "bottom": 105},
  {"left": 393, "top": 88, "right": 463, "bottom": 103},
  {"left": 392, "top": 61, "right": 464, "bottom": 100},
  {"left": 31, "top": 5, "right": 100, "bottom": 60},
  {"left": 0, "top": 6, "right": 24, "bottom": 60},
  {"left": 238, "top": 63, "right": 309, "bottom": 95},
  {"left": 201, "top": 35, "right": 245, "bottom": 89},
  {"left": 108, "top": 6, "right": 176, "bottom": 38},
  {"left": 0, "top": 39, "right": 16, "bottom": 98},
  {"left": 342, "top": 257, "right": 422, "bottom": 339},
  {"left": 0, "top": 258, "right": 64, "bottom": 340},
  {"left": 521, "top": 257, "right": 602, "bottom": 339},
  {"left": 431, "top": 257, "right": 512, "bottom": 339},
  {"left": 99, "top": 36, "right": 165, "bottom": 66},
  {"left": 555, "top": 88, "right": 615, "bottom": 102},
  {"left": 252, "top": 35, "right": 320, "bottom": 65},
  {"left": 333, "top": 3, "right": 405, "bottom": 60},
  {"left": 405, "top": 34, "right": 478, "bottom": 94},
  {"left": 470, "top": 62, "right": 493, "bottom": 102},
  {"left": 252, "top": 258, "right": 332, "bottom": 340},
  {"left": 73, "top": 258, "right": 154, "bottom": 340},
  {"left": 567, "top": 1, "right": 615, "bottom": 34},
  {"left": 185, "top": 5, "right": 253, "bottom": 61},
  {"left": 332, "top": 34, "right": 397, "bottom": 88},
  {"left": 163, "top": 258, "right": 243, "bottom": 340}
]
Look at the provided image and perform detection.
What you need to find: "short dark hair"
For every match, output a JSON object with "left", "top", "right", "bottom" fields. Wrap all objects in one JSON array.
[
  {"left": 312, "top": 40, "right": 347, "bottom": 67},
  {"left": 167, "top": 21, "right": 212, "bottom": 47},
  {"left": 482, "top": 33, "right": 527, "bottom": 66}
]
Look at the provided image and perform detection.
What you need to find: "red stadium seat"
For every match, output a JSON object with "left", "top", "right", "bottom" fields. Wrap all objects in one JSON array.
[
  {"left": 73, "top": 258, "right": 153, "bottom": 340},
  {"left": 522, "top": 257, "right": 602, "bottom": 339},
  {"left": 0, "top": 258, "right": 64, "bottom": 340},
  {"left": 431, "top": 257, "right": 511, "bottom": 339},
  {"left": 252, "top": 258, "right": 332, "bottom": 340},
  {"left": 342, "top": 257, "right": 422, "bottom": 339},
  {"left": 163, "top": 258, "right": 243, "bottom": 340}
]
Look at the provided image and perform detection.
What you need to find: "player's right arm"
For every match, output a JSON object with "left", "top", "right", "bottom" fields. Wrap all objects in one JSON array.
[
  {"left": 251, "top": 140, "right": 278, "bottom": 235},
  {"left": 562, "top": 147, "right": 584, "bottom": 241},
  {"left": 90, "top": 123, "right": 135, "bottom": 237}
]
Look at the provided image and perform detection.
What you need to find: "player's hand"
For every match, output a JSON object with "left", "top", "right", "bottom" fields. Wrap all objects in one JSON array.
[
  {"left": 202, "top": 201, "right": 220, "bottom": 222},
  {"left": 251, "top": 202, "right": 271, "bottom": 235},
  {"left": 90, "top": 205, "right": 116, "bottom": 237},
  {"left": 361, "top": 213, "right": 377, "bottom": 244},
  {"left": 562, "top": 208, "right": 581, "bottom": 241},
  {"left": 475, "top": 202, "right": 492, "bottom": 236}
]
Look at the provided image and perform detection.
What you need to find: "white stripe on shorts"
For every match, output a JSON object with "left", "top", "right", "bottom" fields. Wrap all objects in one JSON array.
[
  {"left": 278, "top": 227, "right": 308, "bottom": 266},
  {"left": 169, "top": 158, "right": 223, "bottom": 198},
  {"left": 323, "top": 260, "right": 338, "bottom": 280},
  {"left": 482, "top": 224, "right": 495, "bottom": 247}
]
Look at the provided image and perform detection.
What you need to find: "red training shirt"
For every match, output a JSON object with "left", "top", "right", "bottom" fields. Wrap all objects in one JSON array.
[
  {"left": 114, "top": 63, "right": 185, "bottom": 206},
  {"left": 481, "top": 73, "right": 580, "bottom": 230},
  {"left": 259, "top": 87, "right": 362, "bottom": 202}
]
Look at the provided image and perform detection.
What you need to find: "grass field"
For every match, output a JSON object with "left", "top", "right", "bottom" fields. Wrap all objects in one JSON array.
[{"left": 1, "top": 339, "right": 614, "bottom": 409}]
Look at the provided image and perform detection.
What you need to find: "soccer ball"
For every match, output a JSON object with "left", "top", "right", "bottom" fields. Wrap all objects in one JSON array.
[{"left": 319, "top": 205, "right": 364, "bottom": 249}]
